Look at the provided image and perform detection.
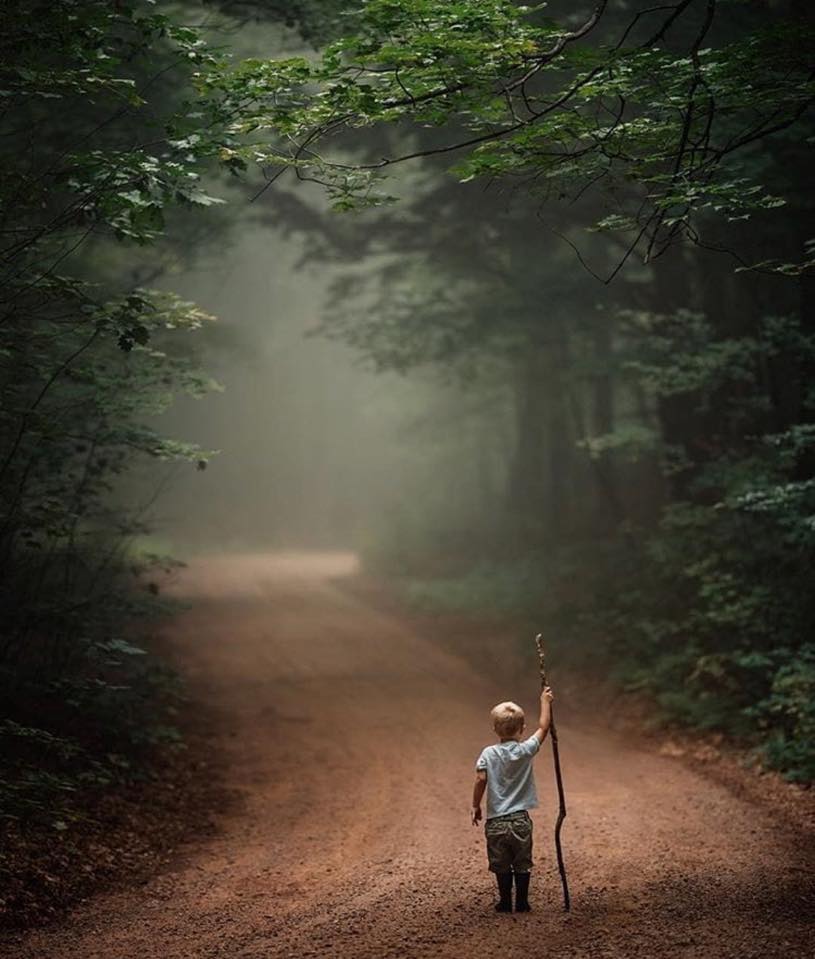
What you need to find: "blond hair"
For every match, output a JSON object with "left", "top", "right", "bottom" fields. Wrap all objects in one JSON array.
[{"left": 491, "top": 701, "right": 525, "bottom": 737}]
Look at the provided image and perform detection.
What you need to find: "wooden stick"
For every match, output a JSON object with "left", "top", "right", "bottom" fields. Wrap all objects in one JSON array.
[{"left": 535, "top": 633, "right": 571, "bottom": 912}]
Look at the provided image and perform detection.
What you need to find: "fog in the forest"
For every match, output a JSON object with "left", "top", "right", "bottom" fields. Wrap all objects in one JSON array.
[
  {"left": 135, "top": 26, "right": 428, "bottom": 554},
  {"left": 150, "top": 212, "right": 409, "bottom": 551},
  {"left": 147, "top": 180, "right": 508, "bottom": 556},
  {"left": 139, "top": 18, "right": 513, "bottom": 558}
]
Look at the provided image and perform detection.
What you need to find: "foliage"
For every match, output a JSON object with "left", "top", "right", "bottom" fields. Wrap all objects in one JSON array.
[
  {"left": 749, "top": 645, "right": 815, "bottom": 782},
  {"left": 205, "top": 0, "right": 814, "bottom": 272},
  {"left": 0, "top": 0, "right": 256, "bottom": 823},
  {"left": 586, "top": 311, "right": 815, "bottom": 777}
]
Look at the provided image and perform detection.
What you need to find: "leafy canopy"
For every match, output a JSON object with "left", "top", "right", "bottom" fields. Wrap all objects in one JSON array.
[{"left": 198, "top": 0, "right": 814, "bottom": 273}]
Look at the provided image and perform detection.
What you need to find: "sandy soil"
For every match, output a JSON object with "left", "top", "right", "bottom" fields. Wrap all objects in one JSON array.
[{"left": 5, "top": 552, "right": 814, "bottom": 959}]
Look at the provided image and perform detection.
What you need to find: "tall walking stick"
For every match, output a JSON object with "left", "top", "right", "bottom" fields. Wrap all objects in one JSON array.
[{"left": 535, "top": 633, "right": 570, "bottom": 912}]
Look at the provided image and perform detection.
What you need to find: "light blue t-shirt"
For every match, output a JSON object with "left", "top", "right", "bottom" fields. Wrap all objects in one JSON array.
[{"left": 476, "top": 736, "right": 541, "bottom": 818}]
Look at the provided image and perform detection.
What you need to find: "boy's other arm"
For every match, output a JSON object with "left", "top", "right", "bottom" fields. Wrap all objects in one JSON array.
[
  {"left": 531, "top": 686, "right": 554, "bottom": 744},
  {"left": 471, "top": 770, "right": 487, "bottom": 825}
]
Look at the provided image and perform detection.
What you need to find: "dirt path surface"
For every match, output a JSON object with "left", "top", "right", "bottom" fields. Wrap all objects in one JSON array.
[{"left": 7, "top": 553, "right": 814, "bottom": 959}]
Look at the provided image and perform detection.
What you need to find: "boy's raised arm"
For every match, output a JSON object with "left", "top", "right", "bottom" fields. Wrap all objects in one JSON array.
[{"left": 531, "top": 686, "right": 554, "bottom": 743}]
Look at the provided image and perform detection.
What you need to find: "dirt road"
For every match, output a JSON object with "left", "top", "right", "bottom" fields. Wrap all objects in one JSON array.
[{"left": 8, "top": 553, "right": 814, "bottom": 959}]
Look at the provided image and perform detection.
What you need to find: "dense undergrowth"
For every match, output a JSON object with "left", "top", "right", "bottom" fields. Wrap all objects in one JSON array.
[{"left": 0, "top": 553, "right": 185, "bottom": 827}]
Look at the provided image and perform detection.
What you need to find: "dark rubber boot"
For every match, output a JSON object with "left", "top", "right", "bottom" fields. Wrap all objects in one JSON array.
[
  {"left": 514, "top": 871, "right": 531, "bottom": 912},
  {"left": 495, "top": 872, "right": 513, "bottom": 912}
]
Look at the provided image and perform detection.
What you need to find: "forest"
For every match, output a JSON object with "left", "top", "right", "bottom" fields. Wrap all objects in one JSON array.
[{"left": 1, "top": 0, "right": 814, "bottom": 953}]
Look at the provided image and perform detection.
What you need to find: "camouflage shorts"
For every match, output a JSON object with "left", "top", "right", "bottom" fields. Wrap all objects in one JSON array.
[{"left": 484, "top": 809, "right": 533, "bottom": 873}]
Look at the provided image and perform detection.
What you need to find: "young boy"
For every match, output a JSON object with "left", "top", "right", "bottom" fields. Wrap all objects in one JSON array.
[{"left": 471, "top": 686, "right": 554, "bottom": 913}]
